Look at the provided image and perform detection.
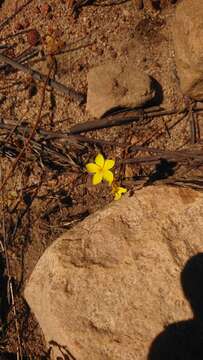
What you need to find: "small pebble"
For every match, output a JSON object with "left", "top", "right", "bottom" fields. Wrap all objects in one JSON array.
[
  {"left": 41, "top": 3, "right": 51, "bottom": 15},
  {"left": 27, "top": 30, "right": 41, "bottom": 46}
]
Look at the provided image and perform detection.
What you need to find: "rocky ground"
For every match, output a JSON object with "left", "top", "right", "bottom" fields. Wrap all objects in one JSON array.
[{"left": 0, "top": 0, "right": 203, "bottom": 359}]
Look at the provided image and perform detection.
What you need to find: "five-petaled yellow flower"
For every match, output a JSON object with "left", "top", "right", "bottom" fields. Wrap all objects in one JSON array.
[
  {"left": 86, "top": 153, "right": 115, "bottom": 185},
  {"left": 112, "top": 183, "right": 127, "bottom": 201}
]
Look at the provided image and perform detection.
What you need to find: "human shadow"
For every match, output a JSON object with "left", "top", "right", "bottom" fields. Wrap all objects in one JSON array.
[{"left": 148, "top": 253, "right": 203, "bottom": 360}]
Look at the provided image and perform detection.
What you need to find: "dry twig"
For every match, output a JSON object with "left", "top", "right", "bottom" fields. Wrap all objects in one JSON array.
[
  {"left": 0, "top": 63, "right": 53, "bottom": 192},
  {"left": 0, "top": 53, "right": 85, "bottom": 103},
  {"left": 69, "top": 105, "right": 203, "bottom": 133}
]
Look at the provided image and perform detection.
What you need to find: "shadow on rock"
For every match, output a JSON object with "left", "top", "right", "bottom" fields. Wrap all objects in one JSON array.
[
  {"left": 101, "top": 77, "right": 163, "bottom": 118},
  {"left": 145, "top": 77, "right": 163, "bottom": 107},
  {"left": 148, "top": 253, "right": 203, "bottom": 360}
]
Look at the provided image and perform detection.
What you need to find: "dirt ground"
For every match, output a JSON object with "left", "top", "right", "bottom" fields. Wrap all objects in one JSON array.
[{"left": 0, "top": 0, "right": 202, "bottom": 358}]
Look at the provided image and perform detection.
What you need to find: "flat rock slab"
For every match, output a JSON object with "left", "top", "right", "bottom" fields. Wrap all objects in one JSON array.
[
  {"left": 173, "top": 0, "right": 203, "bottom": 99},
  {"left": 86, "top": 62, "right": 155, "bottom": 118},
  {"left": 25, "top": 186, "right": 203, "bottom": 360}
]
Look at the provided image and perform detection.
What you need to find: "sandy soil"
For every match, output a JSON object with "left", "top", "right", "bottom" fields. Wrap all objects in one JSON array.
[{"left": 0, "top": 0, "right": 201, "bottom": 358}]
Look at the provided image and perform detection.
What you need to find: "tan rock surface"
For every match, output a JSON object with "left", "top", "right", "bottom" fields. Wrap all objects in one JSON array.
[
  {"left": 86, "top": 61, "right": 155, "bottom": 118},
  {"left": 173, "top": 0, "right": 203, "bottom": 99},
  {"left": 25, "top": 186, "right": 203, "bottom": 360}
]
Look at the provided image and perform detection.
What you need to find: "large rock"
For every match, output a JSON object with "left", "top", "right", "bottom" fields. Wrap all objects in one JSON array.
[
  {"left": 173, "top": 0, "right": 203, "bottom": 100},
  {"left": 86, "top": 62, "right": 155, "bottom": 118},
  {"left": 25, "top": 186, "right": 203, "bottom": 360}
]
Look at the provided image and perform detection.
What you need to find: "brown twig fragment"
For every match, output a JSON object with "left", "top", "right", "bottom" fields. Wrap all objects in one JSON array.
[
  {"left": 0, "top": 53, "right": 85, "bottom": 103},
  {"left": 67, "top": 0, "right": 75, "bottom": 9},
  {"left": 0, "top": 28, "right": 37, "bottom": 42},
  {"left": 69, "top": 106, "right": 203, "bottom": 134},
  {"left": 0, "top": 48, "right": 39, "bottom": 74},
  {"left": 133, "top": 0, "right": 143, "bottom": 9},
  {"left": 69, "top": 107, "right": 183, "bottom": 134},
  {"left": 120, "top": 147, "right": 203, "bottom": 165}
]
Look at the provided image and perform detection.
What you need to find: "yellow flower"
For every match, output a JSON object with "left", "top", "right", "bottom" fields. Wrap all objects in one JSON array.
[
  {"left": 86, "top": 153, "right": 115, "bottom": 185},
  {"left": 112, "top": 183, "right": 127, "bottom": 201}
]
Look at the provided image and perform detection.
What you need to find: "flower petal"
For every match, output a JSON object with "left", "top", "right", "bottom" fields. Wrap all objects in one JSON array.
[
  {"left": 113, "top": 186, "right": 127, "bottom": 200},
  {"left": 95, "top": 153, "right": 104, "bottom": 168},
  {"left": 92, "top": 172, "right": 103, "bottom": 185},
  {"left": 114, "top": 192, "right": 122, "bottom": 200},
  {"left": 118, "top": 187, "right": 127, "bottom": 194},
  {"left": 86, "top": 163, "right": 100, "bottom": 173},
  {"left": 103, "top": 170, "right": 114, "bottom": 184},
  {"left": 103, "top": 159, "right": 115, "bottom": 171}
]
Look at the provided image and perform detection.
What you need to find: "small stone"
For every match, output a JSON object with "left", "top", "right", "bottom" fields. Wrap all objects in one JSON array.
[
  {"left": 41, "top": 3, "right": 51, "bottom": 15},
  {"left": 15, "top": 22, "right": 24, "bottom": 31},
  {"left": 27, "top": 30, "right": 40, "bottom": 47},
  {"left": 86, "top": 61, "right": 155, "bottom": 118}
]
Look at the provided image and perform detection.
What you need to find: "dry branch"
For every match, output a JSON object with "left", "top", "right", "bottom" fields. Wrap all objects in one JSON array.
[
  {"left": 0, "top": 53, "right": 85, "bottom": 103},
  {"left": 69, "top": 105, "right": 203, "bottom": 134},
  {"left": 69, "top": 107, "right": 181, "bottom": 134},
  {"left": 120, "top": 145, "right": 203, "bottom": 168}
]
